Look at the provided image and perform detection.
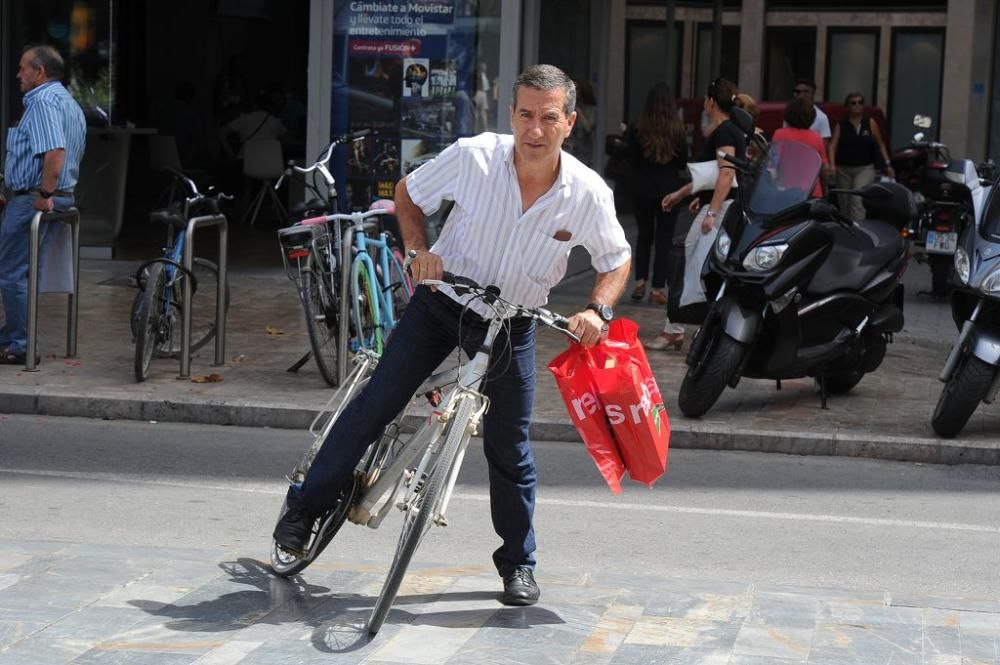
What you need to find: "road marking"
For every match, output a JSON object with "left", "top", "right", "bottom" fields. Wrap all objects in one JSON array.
[{"left": 3, "top": 467, "right": 999, "bottom": 535}]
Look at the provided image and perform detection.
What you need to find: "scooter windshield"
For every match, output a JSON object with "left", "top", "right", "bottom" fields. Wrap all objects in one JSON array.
[
  {"left": 980, "top": 178, "right": 1000, "bottom": 243},
  {"left": 748, "top": 139, "right": 823, "bottom": 215}
]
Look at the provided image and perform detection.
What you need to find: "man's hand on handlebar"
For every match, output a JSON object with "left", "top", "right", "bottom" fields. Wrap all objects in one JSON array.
[
  {"left": 567, "top": 309, "right": 608, "bottom": 347},
  {"left": 406, "top": 249, "right": 444, "bottom": 290}
]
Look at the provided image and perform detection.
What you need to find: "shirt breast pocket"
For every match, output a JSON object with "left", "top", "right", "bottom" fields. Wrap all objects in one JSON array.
[{"left": 523, "top": 229, "right": 572, "bottom": 290}]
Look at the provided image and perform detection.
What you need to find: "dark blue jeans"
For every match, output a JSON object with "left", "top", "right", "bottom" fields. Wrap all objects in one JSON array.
[{"left": 291, "top": 286, "right": 538, "bottom": 576}]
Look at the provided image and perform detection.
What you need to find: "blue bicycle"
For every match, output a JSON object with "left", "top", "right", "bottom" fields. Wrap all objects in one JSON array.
[{"left": 132, "top": 172, "right": 231, "bottom": 381}]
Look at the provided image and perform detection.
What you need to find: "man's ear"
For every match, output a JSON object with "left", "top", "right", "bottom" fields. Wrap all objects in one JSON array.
[{"left": 565, "top": 110, "right": 577, "bottom": 136}]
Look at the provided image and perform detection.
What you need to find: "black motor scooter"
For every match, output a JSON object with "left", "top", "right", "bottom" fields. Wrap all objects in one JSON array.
[
  {"left": 929, "top": 171, "right": 1000, "bottom": 437},
  {"left": 677, "top": 109, "right": 915, "bottom": 418}
]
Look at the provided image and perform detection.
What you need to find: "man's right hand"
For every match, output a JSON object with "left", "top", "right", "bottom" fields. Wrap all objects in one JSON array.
[{"left": 407, "top": 249, "right": 444, "bottom": 289}]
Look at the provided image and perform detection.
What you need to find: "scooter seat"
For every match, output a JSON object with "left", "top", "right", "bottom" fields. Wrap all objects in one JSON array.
[{"left": 804, "top": 220, "right": 904, "bottom": 295}]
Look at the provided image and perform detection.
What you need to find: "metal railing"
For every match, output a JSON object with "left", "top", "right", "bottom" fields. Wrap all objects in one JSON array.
[
  {"left": 26, "top": 208, "right": 80, "bottom": 371},
  {"left": 179, "top": 214, "right": 228, "bottom": 378}
]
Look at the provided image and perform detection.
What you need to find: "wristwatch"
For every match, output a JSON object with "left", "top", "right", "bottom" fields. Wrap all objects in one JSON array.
[
  {"left": 38, "top": 189, "right": 53, "bottom": 199},
  {"left": 586, "top": 302, "right": 614, "bottom": 322},
  {"left": 705, "top": 209, "right": 718, "bottom": 218}
]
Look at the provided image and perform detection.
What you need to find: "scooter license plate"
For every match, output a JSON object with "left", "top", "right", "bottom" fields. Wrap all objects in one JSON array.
[{"left": 926, "top": 230, "right": 957, "bottom": 255}]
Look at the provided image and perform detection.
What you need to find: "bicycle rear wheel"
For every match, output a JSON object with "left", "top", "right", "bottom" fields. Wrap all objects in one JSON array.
[
  {"left": 134, "top": 262, "right": 166, "bottom": 382},
  {"left": 270, "top": 477, "right": 358, "bottom": 578},
  {"left": 367, "top": 405, "right": 471, "bottom": 635},
  {"left": 302, "top": 262, "right": 340, "bottom": 386},
  {"left": 352, "top": 259, "right": 382, "bottom": 355}
]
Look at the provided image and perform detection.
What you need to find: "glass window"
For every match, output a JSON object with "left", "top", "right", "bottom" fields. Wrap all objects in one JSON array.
[
  {"left": 3, "top": 0, "right": 117, "bottom": 128},
  {"left": 989, "top": 7, "right": 1000, "bottom": 160},
  {"left": 625, "top": 20, "right": 683, "bottom": 124},
  {"left": 764, "top": 27, "right": 817, "bottom": 102},
  {"left": 826, "top": 29, "right": 878, "bottom": 107},
  {"left": 331, "top": 0, "right": 502, "bottom": 208},
  {"left": 539, "top": 0, "right": 594, "bottom": 166},
  {"left": 694, "top": 24, "right": 741, "bottom": 96},
  {"left": 888, "top": 29, "right": 944, "bottom": 151}
]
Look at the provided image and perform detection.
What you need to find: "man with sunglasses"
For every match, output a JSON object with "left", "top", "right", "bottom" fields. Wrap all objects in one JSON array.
[{"left": 791, "top": 79, "right": 831, "bottom": 147}]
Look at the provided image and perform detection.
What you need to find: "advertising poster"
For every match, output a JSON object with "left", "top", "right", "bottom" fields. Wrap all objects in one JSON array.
[{"left": 333, "top": 0, "right": 470, "bottom": 210}]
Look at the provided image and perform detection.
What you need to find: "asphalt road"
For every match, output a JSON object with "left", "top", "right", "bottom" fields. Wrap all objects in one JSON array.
[{"left": 1, "top": 414, "right": 998, "bottom": 600}]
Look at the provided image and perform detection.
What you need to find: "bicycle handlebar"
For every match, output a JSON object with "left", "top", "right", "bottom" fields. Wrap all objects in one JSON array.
[
  {"left": 423, "top": 272, "right": 579, "bottom": 343},
  {"left": 166, "top": 167, "right": 233, "bottom": 205},
  {"left": 298, "top": 207, "right": 390, "bottom": 227}
]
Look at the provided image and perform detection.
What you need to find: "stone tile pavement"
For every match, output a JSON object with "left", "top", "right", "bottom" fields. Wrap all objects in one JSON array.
[
  {"left": 1, "top": 540, "right": 998, "bottom": 664},
  {"left": 1, "top": 227, "right": 998, "bottom": 465}
]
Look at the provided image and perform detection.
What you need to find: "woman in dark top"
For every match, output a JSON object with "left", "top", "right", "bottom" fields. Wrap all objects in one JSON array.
[
  {"left": 626, "top": 82, "right": 688, "bottom": 305},
  {"left": 828, "top": 91, "right": 894, "bottom": 221},
  {"left": 649, "top": 78, "right": 743, "bottom": 351}
]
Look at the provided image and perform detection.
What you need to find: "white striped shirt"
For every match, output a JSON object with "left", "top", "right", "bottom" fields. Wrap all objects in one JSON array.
[
  {"left": 4, "top": 81, "right": 87, "bottom": 191},
  {"left": 406, "top": 133, "right": 630, "bottom": 318}
]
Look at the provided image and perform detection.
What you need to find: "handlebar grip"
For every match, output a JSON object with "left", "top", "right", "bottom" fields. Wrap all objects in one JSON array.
[
  {"left": 346, "top": 129, "right": 372, "bottom": 142},
  {"left": 717, "top": 150, "right": 749, "bottom": 171}
]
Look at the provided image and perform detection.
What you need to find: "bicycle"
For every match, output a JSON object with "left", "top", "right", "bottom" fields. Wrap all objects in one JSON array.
[
  {"left": 131, "top": 171, "right": 232, "bottom": 382},
  {"left": 276, "top": 130, "right": 411, "bottom": 384},
  {"left": 268, "top": 271, "right": 578, "bottom": 636},
  {"left": 296, "top": 206, "right": 412, "bottom": 357}
]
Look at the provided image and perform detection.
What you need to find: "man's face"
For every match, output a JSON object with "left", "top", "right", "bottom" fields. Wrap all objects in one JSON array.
[
  {"left": 17, "top": 52, "right": 44, "bottom": 93},
  {"left": 793, "top": 84, "right": 815, "bottom": 105},
  {"left": 510, "top": 86, "right": 576, "bottom": 165}
]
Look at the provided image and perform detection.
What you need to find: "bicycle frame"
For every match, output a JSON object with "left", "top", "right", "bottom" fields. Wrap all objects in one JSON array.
[{"left": 352, "top": 221, "right": 406, "bottom": 339}]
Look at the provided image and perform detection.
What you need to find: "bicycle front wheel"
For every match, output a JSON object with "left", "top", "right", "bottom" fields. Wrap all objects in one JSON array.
[
  {"left": 367, "top": 405, "right": 472, "bottom": 635},
  {"left": 134, "top": 262, "right": 166, "bottom": 382},
  {"left": 302, "top": 262, "right": 340, "bottom": 387},
  {"left": 352, "top": 259, "right": 382, "bottom": 355}
]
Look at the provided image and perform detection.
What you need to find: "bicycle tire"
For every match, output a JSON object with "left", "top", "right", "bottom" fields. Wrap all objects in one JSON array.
[
  {"left": 302, "top": 263, "right": 340, "bottom": 387},
  {"left": 352, "top": 259, "right": 382, "bottom": 355},
  {"left": 270, "top": 478, "right": 358, "bottom": 578},
  {"left": 134, "top": 262, "right": 166, "bottom": 382},
  {"left": 387, "top": 248, "right": 413, "bottom": 323},
  {"left": 367, "top": 403, "right": 472, "bottom": 635}
]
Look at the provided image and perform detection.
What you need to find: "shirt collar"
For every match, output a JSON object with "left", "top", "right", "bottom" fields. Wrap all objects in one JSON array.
[
  {"left": 503, "top": 136, "right": 569, "bottom": 191},
  {"left": 24, "top": 81, "right": 58, "bottom": 105}
]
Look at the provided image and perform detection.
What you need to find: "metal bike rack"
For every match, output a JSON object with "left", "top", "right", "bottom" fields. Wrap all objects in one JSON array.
[
  {"left": 179, "top": 214, "right": 228, "bottom": 379},
  {"left": 26, "top": 208, "right": 81, "bottom": 372}
]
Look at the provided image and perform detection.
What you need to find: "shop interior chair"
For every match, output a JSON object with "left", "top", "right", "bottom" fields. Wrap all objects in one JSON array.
[{"left": 241, "top": 138, "right": 288, "bottom": 226}]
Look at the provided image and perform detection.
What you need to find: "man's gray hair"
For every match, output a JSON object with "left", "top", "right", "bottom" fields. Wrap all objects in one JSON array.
[
  {"left": 512, "top": 64, "right": 576, "bottom": 117},
  {"left": 24, "top": 45, "right": 65, "bottom": 81}
]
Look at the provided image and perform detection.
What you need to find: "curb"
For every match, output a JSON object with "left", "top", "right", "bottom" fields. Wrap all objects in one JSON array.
[{"left": 3, "top": 388, "right": 997, "bottom": 466}]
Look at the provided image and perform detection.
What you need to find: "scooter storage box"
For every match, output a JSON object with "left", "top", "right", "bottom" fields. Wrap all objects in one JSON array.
[{"left": 862, "top": 182, "right": 917, "bottom": 230}]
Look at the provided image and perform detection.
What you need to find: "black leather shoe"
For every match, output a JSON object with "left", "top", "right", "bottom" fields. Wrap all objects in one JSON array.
[
  {"left": 272, "top": 508, "right": 313, "bottom": 556},
  {"left": 501, "top": 566, "right": 540, "bottom": 606}
]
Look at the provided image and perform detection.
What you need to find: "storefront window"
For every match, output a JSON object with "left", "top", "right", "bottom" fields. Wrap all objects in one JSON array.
[
  {"left": 826, "top": 29, "right": 878, "bottom": 107},
  {"left": 695, "top": 23, "right": 740, "bottom": 96},
  {"left": 889, "top": 29, "right": 944, "bottom": 151},
  {"left": 764, "top": 27, "right": 816, "bottom": 102},
  {"left": 332, "top": 0, "right": 502, "bottom": 208},
  {"left": 989, "top": 7, "right": 1000, "bottom": 160},
  {"left": 3, "top": 0, "right": 117, "bottom": 129},
  {"left": 626, "top": 20, "right": 683, "bottom": 123}
]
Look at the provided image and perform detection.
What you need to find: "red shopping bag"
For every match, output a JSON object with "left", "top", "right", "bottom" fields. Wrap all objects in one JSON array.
[
  {"left": 548, "top": 342, "right": 626, "bottom": 494},
  {"left": 588, "top": 319, "right": 670, "bottom": 486}
]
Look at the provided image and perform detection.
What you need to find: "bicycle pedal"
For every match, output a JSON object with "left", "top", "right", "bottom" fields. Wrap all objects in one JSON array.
[
  {"left": 424, "top": 389, "right": 442, "bottom": 407},
  {"left": 433, "top": 515, "right": 448, "bottom": 527}
]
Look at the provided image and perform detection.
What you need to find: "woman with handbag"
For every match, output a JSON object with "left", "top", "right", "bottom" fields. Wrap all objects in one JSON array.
[
  {"left": 625, "top": 83, "right": 688, "bottom": 307},
  {"left": 650, "top": 78, "right": 745, "bottom": 351}
]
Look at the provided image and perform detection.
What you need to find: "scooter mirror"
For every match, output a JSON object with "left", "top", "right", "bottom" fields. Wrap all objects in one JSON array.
[
  {"left": 913, "top": 132, "right": 925, "bottom": 143},
  {"left": 861, "top": 184, "right": 895, "bottom": 201},
  {"left": 913, "top": 114, "right": 933, "bottom": 129},
  {"left": 730, "top": 107, "right": 754, "bottom": 137},
  {"left": 809, "top": 199, "right": 838, "bottom": 218}
]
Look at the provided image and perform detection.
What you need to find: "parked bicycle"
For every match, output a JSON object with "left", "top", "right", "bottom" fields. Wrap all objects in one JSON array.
[
  {"left": 269, "top": 272, "right": 577, "bottom": 636},
  {"left": 132, "top": 171, "right": 231, "bottom": 381},
  {"left": 277, "top": 129, "right": 411, "bottom": 385}
]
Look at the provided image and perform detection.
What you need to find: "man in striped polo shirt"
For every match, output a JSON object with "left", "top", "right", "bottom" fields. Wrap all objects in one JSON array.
[
  {"left": 0, "top": 45, "right": 85, "bottom": 365},
  {"left": 275, "top": 64, "right": 631, "bottom": 607}
]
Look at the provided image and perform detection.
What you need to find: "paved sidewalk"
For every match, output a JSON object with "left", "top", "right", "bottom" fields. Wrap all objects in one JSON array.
[
  {"left": 1, "top": 235, "right": 998, "bottom": 465},
  {"left": 1, "top": 540, "right": 998, "bottom": 665}
]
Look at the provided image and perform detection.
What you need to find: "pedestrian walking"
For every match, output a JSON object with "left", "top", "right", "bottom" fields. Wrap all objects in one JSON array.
[
  {"left": 0, "top": 45, "right": 86, "bottom": 365},
  {"left": 773, "top": 96, "right": 829, "bottom": 199},
  {"left": 625, "top": 82, "right": 687, "bottom": 307},
  {"left": 829, "top": 92, "right": 894, "bottom": 221}
]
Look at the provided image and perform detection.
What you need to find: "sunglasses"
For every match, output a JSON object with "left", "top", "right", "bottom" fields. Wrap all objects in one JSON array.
[
  {"left": 792, "top": 88, "right": 812, "bottom": 95},
  {"left": 848, "top": 100, "right": 864, "bottom": 106}
]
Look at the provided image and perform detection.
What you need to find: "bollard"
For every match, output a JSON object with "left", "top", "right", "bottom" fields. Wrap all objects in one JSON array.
[
  {"left": 26, "top": 208, "right": 81, "bottom": 372},
  {"left": 179, "top": 214, "right": 228, "bottom": 379}
]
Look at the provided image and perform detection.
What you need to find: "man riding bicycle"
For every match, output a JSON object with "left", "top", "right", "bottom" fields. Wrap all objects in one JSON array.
[{"left": 274, "top": 64, "right": 631, "bottom": 606}]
